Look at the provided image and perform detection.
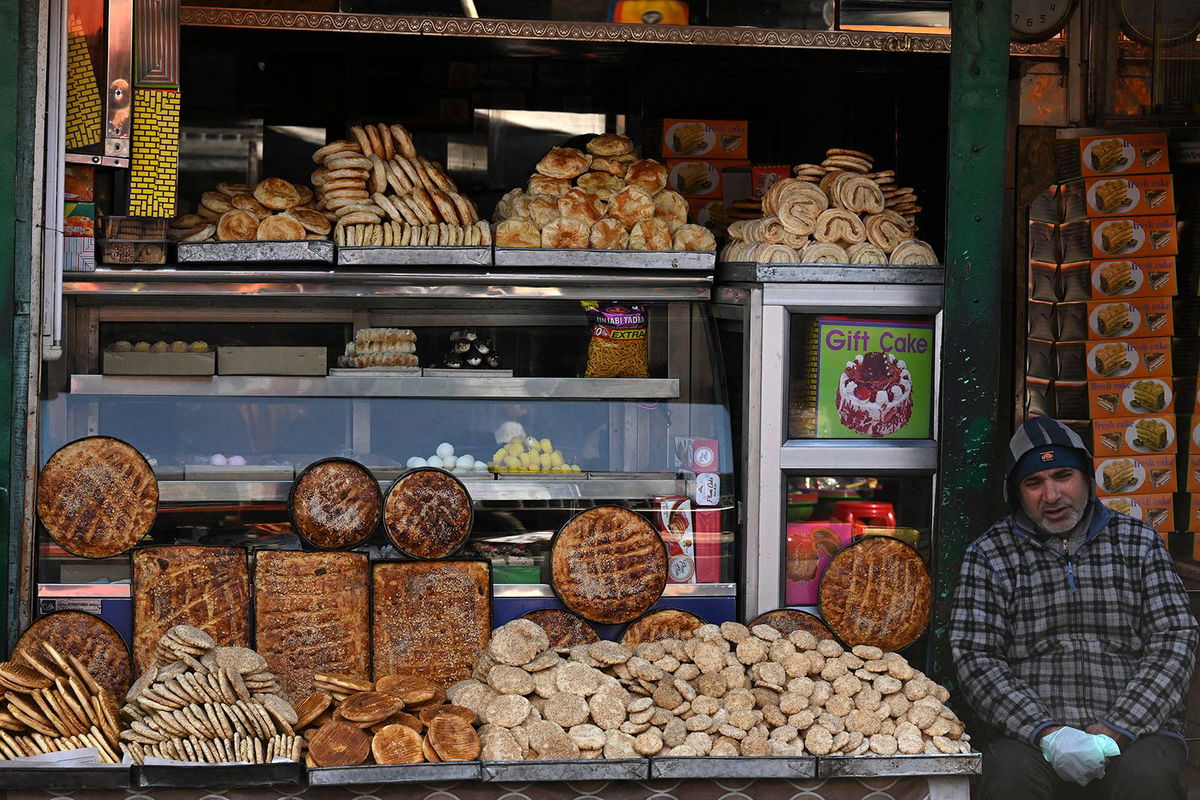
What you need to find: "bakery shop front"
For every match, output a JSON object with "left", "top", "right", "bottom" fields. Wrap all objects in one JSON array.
[{"left": 0, "top": 0, "right": 1057, "bottom": 795}]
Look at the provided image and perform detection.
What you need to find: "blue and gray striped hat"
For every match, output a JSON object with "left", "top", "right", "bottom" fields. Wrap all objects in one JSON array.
[{"left": 1005, "top": 417, "right": 1092, "bottom": 502}]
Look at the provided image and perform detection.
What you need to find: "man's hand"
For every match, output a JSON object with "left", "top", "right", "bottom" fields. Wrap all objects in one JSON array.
[
  {"left": 1039, "top": 726, "right": 1117, "bottom": 785},
  {"left": 1035, "top": 725, "right": 1063, "bottom": 744},
  {"left": 1085, "top": 723, "right": 1130, "bottom": 748}
]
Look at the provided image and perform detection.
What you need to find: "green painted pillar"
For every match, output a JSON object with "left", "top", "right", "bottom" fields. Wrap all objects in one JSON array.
[{"left": 932, "top": 0, "right": 1012, "bottom": 683}]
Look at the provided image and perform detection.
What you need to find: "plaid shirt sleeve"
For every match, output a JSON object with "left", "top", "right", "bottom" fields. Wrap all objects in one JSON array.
[
  {"left": 950, "top": 536, "right": 1059, "bottom": 743},
  {"left": 1102, "top": 530, "right": 1199, "bottom": 739}
]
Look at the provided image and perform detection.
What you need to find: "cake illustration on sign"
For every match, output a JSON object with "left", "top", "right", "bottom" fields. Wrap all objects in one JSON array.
[{"left": 836, "top": 351, "right": 914, "bottom": 436}]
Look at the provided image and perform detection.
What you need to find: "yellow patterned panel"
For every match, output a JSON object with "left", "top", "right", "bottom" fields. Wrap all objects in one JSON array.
[
  {"left": 129, "top": 89, "right": 179, "bottom": 217},
  {"left": 65, "top": 15, "right": 102, "bottom": 149}
]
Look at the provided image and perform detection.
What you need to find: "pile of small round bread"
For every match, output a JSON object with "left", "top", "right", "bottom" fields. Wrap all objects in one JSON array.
[{"left": 168, "top": 179, "right": 331, "bottom": 244}]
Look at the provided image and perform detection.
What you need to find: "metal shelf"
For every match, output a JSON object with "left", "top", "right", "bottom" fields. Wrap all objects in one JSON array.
[
  {"left": 69, "top": 375, "right": 680, "bottom": 400},
  {"left": 495, "top": 583, "right": 737, "bottom": 598},
  {"left": 718, "top": 263, "right": 945, "bottom": 286},
  {"left": 779, "top": 440, "right": 938, "bottom": 473}
]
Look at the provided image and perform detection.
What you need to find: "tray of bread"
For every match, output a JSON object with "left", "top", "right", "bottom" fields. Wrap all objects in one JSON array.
[
  {"left": 493, "top": 247, "right": 715, "bottom": 271},
  {"left": 337, "top": 245, "right": 491, "bottom": 267},
  {"left": 176, "top": 240, "right": 335, "bottom": 265}
]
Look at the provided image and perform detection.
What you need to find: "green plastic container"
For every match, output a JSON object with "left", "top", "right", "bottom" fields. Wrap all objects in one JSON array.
[{"left": 786, "top": 492, "right": 819, "bottom": 522}]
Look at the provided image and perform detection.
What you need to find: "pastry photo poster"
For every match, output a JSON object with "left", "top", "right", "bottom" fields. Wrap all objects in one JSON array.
[{"left": 816, "top": 316, "right": 934, "bottom": 439}]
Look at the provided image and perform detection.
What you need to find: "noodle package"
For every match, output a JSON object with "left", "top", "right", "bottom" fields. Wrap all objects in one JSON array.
[{"left": 582, "top": 301, "right": 648, "bottom": 378}]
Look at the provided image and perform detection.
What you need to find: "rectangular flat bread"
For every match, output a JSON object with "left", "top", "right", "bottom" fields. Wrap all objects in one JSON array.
[
  {"left": 254, "top": 550, "right": 370, "bottom": 702},
  {"left": 372, "top": 560, "right": 490, "bottom": 687},
  {"left": 131, "top": 546, "right": 250, "bottom": 675}
]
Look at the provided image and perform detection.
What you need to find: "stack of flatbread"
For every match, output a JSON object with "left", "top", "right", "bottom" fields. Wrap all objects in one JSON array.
[
  {"left": 492, "top": 134, "right": 717, "bottom": 253},
  {"left": 721, "top": 148, "right": 938, "bottom": 266},
  {"left": 311, "top": 123, "right": 489, "bottom": 249},
  {"left": 168, "top": 178, "right": 331, "bottom": 244}
]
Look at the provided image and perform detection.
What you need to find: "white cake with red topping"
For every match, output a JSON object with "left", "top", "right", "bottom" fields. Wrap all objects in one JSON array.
[{"left": 836, "top": 351, "right": 913, "bottom": 436}]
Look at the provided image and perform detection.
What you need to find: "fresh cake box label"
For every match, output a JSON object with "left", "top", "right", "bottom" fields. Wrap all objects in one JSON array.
[
  {"left": 1094, "top": 453, "right": 1176, "bottom": 496},
  {"left": 1084, "top": 174, "right": 1175, "bottom": 217},
  {"left": 1101, "top": 492, "right": 1174, "bottom": 533},
  {"left": 1076, "top": 132, "right": 1170, "bottom": 178},
  {"left": 1092, "top": 415, "right": 1177, "bottom": 456},
  {"left": 1085, "top": 337, "right": 1171, "bottom": 380},
  {"left": 1084, "top": 257, "right": 1177, "bottom": 299},
  {"left": 1085, "top": 298, "right": 1173, "bottom": 339},
  {"left": 666, "top": 159, "right": 748, "bottom": 199},
  {"left": 1089, "top": 215, "right": 1178, "bottom": 258},
  {"left": 1088, "top": 377, "right": 1174, "bottom": 419},
  {"left": 815, "top": 317, "right": 933, "bottom": 439}
]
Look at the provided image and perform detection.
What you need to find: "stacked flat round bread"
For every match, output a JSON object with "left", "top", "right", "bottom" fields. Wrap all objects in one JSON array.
[
  {"left": 493, "top": 135, "right": 717, "bottom": 253},
  {"left": 721, "top": 148, "right": 938, "bottom": 266},
  {"left": 311, "top": 123, "right": 490, "bottom": 249},
  {"left": 168, "top": 178, "right": 329, "bottom": 244}
]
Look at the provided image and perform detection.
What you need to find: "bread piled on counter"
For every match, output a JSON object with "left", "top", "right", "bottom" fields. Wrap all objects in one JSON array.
[{"left": 168, "top": 178, "right": 330, "bottom": 243}]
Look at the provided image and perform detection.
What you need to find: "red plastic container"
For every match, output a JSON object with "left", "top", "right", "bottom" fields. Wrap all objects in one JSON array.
[{"left": 831, "top": 501, "right": 896, "bottom": 530}]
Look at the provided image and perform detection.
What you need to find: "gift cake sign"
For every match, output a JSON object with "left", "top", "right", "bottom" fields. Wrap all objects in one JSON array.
[{"left": 816, "top": 316, "right": 934, "bottom": 439}]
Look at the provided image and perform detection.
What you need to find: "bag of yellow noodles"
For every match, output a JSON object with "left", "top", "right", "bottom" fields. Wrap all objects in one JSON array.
[{"left": 582, "top": 301, "right": 648, "bottom": 378}]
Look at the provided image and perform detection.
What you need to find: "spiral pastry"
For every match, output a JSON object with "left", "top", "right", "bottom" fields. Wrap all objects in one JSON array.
[
  {"left": 836, "top": 175, "right": 885, "bottom": 215},
  {"left": 847, "top": 242, "right": 888, "bottom": 265},
  {"left": 726, "top": 219, "right": 751, "bottom": 242},
  {"left": 800, "top": 242, "right": 850, "bottom": 264},
  {"left": 889, "top": 239, "right": 939, "bottom": 266},
  {"left": 745, "top": 215, "right": 786, "bottom": 244},
  {"left": 783, "top": 230, "right": 811, "bottom": 249},
  {"left": 865, "top": 211, "right": 912, "bottom": 253},
  {"left": 813, "top": 209, "right": 866, "bottom": 244},
  {"left": 775, "top": 180, "right": 828, "bottom": 236},
  {"left": 752, "top": 243, "right": 800, "bottom": 264}
]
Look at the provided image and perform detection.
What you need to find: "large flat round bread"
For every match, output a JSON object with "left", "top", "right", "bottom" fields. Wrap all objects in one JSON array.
[
  {"left": 819, "top": 537, "right": 931, "bottom": 652},
  {"left": 383, "top": 468, "right": 472, "bottom": 558},
  {"left": 750, "top": 608, "right": 834, "bottom": 641},
  {"left": 13, "top": 611, "right": 131, "bottom": 700},
  {"left": 37, "top": 436, "right": 158, "bottom": 558},
  {"left": 520, "top": 608, "right": 600, "bottom": 648},
  {"left": 620, "top": 608, "right": 705, "bottom": 646},
  {"left": 289, "top": 458, "right": 381, "bottom": 550},
  {"left": 550, "top": 506, "right": 667, "bottom": 625}
]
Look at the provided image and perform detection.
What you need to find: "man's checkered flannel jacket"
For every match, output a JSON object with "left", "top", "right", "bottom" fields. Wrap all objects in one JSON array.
[{"left": 949, "top": 503, "right": 1199, "bottom": 746}]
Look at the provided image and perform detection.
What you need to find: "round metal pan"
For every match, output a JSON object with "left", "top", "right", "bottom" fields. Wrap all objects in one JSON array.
[
  {"left": 818, "top": 536, "right": 931, "bottom": 652},
  {"left": 382, "top": 467, "right": 473, "bottom": 559},
  {"left": 288, "top": 457, "right": 382, "bottom": 551}
]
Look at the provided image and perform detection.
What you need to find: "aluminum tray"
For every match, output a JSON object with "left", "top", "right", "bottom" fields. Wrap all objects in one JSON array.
[
  {"left": 481, "top": 758, "right": 649, "bottom": 782},
  {"left": 177, "top": 241, "right": 335, "bottom": 265},
  {"left": 649, "top": 756, "right": 816, "bottom": 779},
  {"left": 337, "top": 246, "right": 492, "bottom": 267},
  {"left": 423, "top": 368, "right": 514, "bottom": 377},
  {"left": 133, "top": 762, "right": 305, "bottom": 788},
  {"left": 494, "top": 248, "right": 714, "bottom": 271},
  {"left": 328, "top": 367, "right": 421, "bottom": 376},
  {"left": 816, "top": 753, "right": 981, "bottom": 778},
  {"left": 309, "top": 762, "right": 482, "bottom": 785},
  {"left": 717, "top": 262, "right": 944, "bottom": 285},
  {"left": 0, "top": 765, "right": 131, "bottom": 789}
]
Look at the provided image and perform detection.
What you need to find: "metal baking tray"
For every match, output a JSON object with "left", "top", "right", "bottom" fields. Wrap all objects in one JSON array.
[
  {"left": 816, "top": 752, "right": 981, "bottom": 778},
  {"left": 309, "top": 762, "right": 482, "bottom": 785},
  {"left": 134, "top": 762, "right": 305, "bottom": 788},
  {"left": 177, "top": 241, "right": 335, "bottom": 265},
  {"left": 650, "top": 756, "right": 817, "bottom": 779},
  {"left": 494, "top": 248, "right": 714, "bottom": 271},
  {"left": 328, "top": 367, "right": 422, "bottom": 376},
  {"left": 0, "top": 765, "right": 131, "bottom": 789},
  {"left": 718, "top": 263, "right": 944, "bottom": 284},
  {"left": 480, "top": 758, "right": 649, "bottom": 781},
  {"left": 422, "top": 368, "right": 514, "bottom": 377},
  {"left": 182, "top": 465, "right": 295, "bottom": 481},
  {"left": 337, "top": 246, "right": 492, "bottom": 267}
]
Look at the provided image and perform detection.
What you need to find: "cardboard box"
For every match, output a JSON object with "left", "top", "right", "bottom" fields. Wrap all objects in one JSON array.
[
  {"left": 1188, "top": 456, "right": 1200, "bottom": 493},
  {"left": 662, "top": 119, "right": 748, "bottom": 160},
  {"left": 1089, "top": 376, "right": 1174, "bottom": 418},
  {"left": 1030, "top": 261, "right": 1060, "bottom": 301},
  {"left": 63, "top": 237, "right": 95, "bottom": 272},
  {"left": 1090, "top": 215, "right": 1178, "bottom": 258},
  {"left": 217, "top": 346, "right": 326, "bottom": 376},
  {"left": 64, "top": 165, "right": 94, "bottom": 202},
  {"left": 1092, "top": 415, "right": 1178, "bottom": 456},
  {"left": 1026, "top": 338, "right": 1055, "bottom": 380},
  {"left": 1053, "top": 380, "right": 1088, "bottom": 419},
  {"left": 1060, "top": 221, "right": 1092, "bottom": 263},
  {"left": 1085, "top": 337, "right": 1171, "bottom": 380},
  {"left": 1101, "top": 492, "right": 1174, "bottom": 532},
  {"left": 653, "top": 496, "right": 722, "bottom": 584},
  {"left": 1085, "top": 257, "right": 1177, "bottom": 299},
  {"left": 1059, "top": 262, "right": 1091, "bottom": 302},
  {"left": 1062, "top": 131, "right": 1171, "bottom": 179},
  {"left": 1189, "top": 494, "right": 1200, "bottom": 532},
  {"left": 103, "top": 351, "right": 216, "bottom": 376},
  {"left": 1028, "top": 185, "right": 1062, "bottom": 223},
  {"left": 63, "top": 203, "right": 95, "bottom": 237},
  {"left": 667, "top": 159, "right": 749, "bottom": 198},
  {"left": 1028, "top": 300, "right": 1057, "bottom": 339},
  {"left": 1086, "top": 298, "right": 1174, "bottom": 339},
  {"left": 1084, "top": 174, "right": 1175, "bottom": 217},
  {"left": 686, "top": 199, "right": 724, "bottom": 228},
  {"left": 1060, "top": 180, "right": 1088, "bottom": 222},
  {"left": 1029, "top": 221, "right": 1058, "bottom": 263},
  {"left": 785, "top": 523, "right": 852, "bottom": 605},
  {"left": 751, "top": 165, "right": 792, "bottom": 198},
  {"left": 1094, "top": 453, "right": 1176, "bottom": 496}
]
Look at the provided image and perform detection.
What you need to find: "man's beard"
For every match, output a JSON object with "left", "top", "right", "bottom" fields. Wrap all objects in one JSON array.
[{"left": 1035, "top": 503, "right": 1085, "bottom": 535}]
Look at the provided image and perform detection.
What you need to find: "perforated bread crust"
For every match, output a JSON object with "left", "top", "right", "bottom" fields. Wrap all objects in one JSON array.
[
  {"left": 14, "top": 611, "right": 131, "bottom": 700},
  {"left": 619, "top": 608, "right": 705, "bottom": 646},
  {"left": 372, "top": 561, "right": 490, "bottom": 688},
  {"left": 290, "top": 460, "right": 382, "bottom": 550},
  {"left": 551, "top": 506, "right": 667, "bottom": 625},
  {"left": 253, "top": 550, "right": 370, "bottom": 702},
  {"left": 37, "top": 437, "right": 158, "bottom": 558},
  {"left": 819, "top": 537, "right": 931, "bottom": 652},
  {"left": 749, "top": 609, "right": 834, "bottom": 641},
  {"left": 520, "top": 609, "right": 600, "bottom": 648},
  {"left": 132, "top": 546, "right": 250, "bottom": 674},
  {"left": 383, "top": 469, "right": 472, "bottom": 558}
]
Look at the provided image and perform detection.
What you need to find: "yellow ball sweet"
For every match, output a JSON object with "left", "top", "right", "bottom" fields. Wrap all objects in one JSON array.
[{"left": 540, "top": 438, "right": 553, "bottom": 453}]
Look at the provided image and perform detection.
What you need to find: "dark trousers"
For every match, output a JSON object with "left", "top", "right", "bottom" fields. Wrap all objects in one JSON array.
[{"left": 980, "top": 735, "right": 1186, "bottom": 800}]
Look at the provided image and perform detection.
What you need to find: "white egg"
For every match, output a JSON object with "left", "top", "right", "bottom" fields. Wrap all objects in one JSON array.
[
  {"left": 406, "top": 456, "right": 422, "bottom": 468},
  {"left": 227, "top": 455, "right": 246, "bottom": 466},
  {"left": 427, "top": 455, "right": 443, "bottom": 468},
  {"left": 436, "top": 442, "right": 455, "bottom": 459},
  {"left": 456, "top": 455, "right": 475, "bottom": 469},
  {"left": 209, "top": 454, "right": 227, "bottom": 466},
  {"left": 473, "top": 461, "right": 490, "bottom": 472}
]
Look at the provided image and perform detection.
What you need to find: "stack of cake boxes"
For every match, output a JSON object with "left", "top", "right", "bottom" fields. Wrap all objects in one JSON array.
[
  {"left": 1027, "top": 132, "right": 1181, "bottom": 541},
  {"left": 660, "top": 119, "right": 750, "bottom": 224}
]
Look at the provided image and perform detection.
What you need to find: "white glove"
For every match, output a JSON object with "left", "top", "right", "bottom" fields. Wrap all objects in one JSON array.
[{"left": 1039, "top": 727, "right": 1121, "bottom": 785}]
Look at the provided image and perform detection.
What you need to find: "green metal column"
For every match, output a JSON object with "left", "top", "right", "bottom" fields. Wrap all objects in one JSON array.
[{"left": 932, "top": 0, "right": 1012, "bottom": 683}]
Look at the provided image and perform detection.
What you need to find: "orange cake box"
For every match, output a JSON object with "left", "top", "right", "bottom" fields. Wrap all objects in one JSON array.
[
  {"left": 1086, "top": 298, "right": 1173, "bottom": 339},
  {"left": 1094, "top": 453, "right": 1177, "bottom": 496},
  {"left": 1064, "top": 132, "right": 1171, "bottom": 179},
  {"left": 1085, "top": 337, "right": 1171, "bottom": 380},
  {"left": 1085, "top": 257, "right": 1177, "bottom": 300},
  {"left": 1089, "top": 376, "right": 1174, "bottom": 419},
  {"left": 666, "top": 159, "right": 749, "bottom": 199},
  {"left": 1092, "top": 415, "right": 1178, "bottom": 456},
  {"left": 1188, "top": 457, "right": 1200, "bottom": 494},
  {"left": 1101, "top": 492, "right": 1174, "bottom": 533},
  {"left": 1090, "top": 215, "right": 1178, "bottom": 259},
  {"left": 1189, "top": 418, "right": 1200, "bottom": 454},
  {"left": 1189, "top": 495, "right": 1200, "bottom": 532},
  {"left": 662, "top": 119, "right": 748, "bottom": 160},
  {"left": 1084, "top": 174, "right": 1175, "bottom": 217}
]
